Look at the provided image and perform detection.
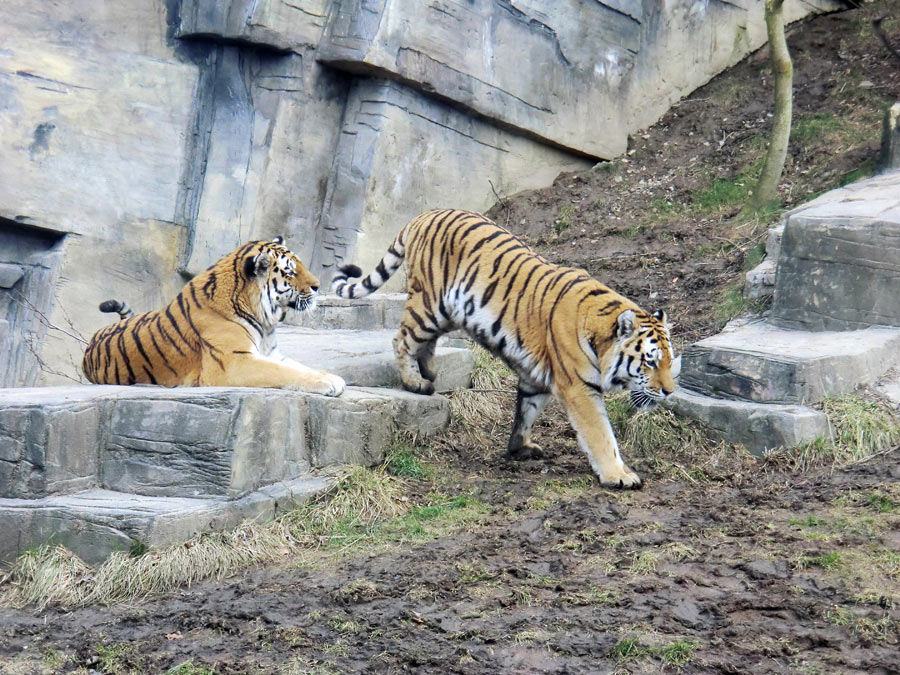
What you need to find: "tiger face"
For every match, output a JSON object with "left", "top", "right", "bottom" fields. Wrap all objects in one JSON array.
[
  {"left": 602, "top": 308, "right": 676, "bottom": 409},
  {"left": 246, "top": 237, "right": 321, "bottom": 323}
]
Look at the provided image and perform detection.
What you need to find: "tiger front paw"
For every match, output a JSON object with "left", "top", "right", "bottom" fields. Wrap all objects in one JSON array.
[
  {"left": 320, "top": 373, "right": 346, "bottom": 397},
  {"left": 401, "top": 377, "right": 435, "bottom": 396},
  {"left": 598, "top": 467, "right": 642, "bottom": 490}
]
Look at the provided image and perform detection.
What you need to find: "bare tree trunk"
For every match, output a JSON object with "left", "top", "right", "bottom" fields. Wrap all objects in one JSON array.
[{"left": 743, "top": 0, "right": 792, "bottom": 216}]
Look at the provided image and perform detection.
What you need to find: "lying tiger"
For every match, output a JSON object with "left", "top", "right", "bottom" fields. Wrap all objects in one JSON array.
[
  {"left": 82, "top": 237, "right": 345, "bottom": 396},
  {"left": 332, "top": 209, "right": 676, "bottom": 488}
]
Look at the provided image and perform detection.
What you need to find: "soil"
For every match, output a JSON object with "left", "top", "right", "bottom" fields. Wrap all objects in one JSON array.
[{"left": 2, "top": 4, "right": 900, "bottom": 675}]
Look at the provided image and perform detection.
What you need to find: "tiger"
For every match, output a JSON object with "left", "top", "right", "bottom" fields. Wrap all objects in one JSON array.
[
  {"left": 82, "top": 237, "right": 345, "bottom": 396},
  {"left": 332, "top": 209, "right": 676, "bottom": 488}
]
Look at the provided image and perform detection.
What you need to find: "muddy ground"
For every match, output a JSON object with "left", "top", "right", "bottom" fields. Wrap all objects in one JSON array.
[
  {"left": 2, "top": 3, "right": 900, "bottom": 674},
  {"left": 1, "top": 432, "right": 899, "bottom": 674}
]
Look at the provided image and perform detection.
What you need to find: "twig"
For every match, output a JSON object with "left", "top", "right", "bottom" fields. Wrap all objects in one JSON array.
[
  {"left": 874, "top": 15, "right": 900, "bottom": 63},
  {"left": 11, "top": 289, "right": 89, "bottom": 345},
  {"left": 848, "top": 444, "right": 899, "bottom": 466}
]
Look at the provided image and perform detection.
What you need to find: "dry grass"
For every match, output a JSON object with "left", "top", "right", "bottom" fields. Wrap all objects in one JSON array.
[
  {"left": 442, "top": 345, "right": 515, "bottom": 453},
  {"left": 608, "top": 394, "right": 755, "bottom": 482},
  {"left": 766, "top": 394, "right": 900, "bottom": 471}
]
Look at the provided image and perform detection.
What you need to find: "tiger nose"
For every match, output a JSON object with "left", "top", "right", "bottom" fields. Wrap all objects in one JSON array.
[
  {"left": 310, "top": 285, "right": 319, "bottom": 293},
  {"left": 661, "top": 385, "right": 675, "bottom": 397}
]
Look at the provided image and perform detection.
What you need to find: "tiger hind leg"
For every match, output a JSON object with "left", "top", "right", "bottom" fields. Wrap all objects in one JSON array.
[
  {"left": 393, "top": 293, "right": 443, "bottom": 395},
  {"left": 507, "top": 385, "right": 551, "bottom": 460}
]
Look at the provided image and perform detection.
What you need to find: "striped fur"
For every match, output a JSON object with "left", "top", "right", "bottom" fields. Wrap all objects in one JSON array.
[
  {"left": 332, "top": 209, "right": 676, "bottom": 488},
  {"left": 82, "top": 238, "right": 345, "bottom": 395}
]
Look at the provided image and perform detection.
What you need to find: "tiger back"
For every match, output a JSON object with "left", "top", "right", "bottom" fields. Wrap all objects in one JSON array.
[
  {"left": 82, "top": 238, "right": 345, "bottom": 395},
  {"left": 332, "top": 209, "right": 676, "bottom": 488}
]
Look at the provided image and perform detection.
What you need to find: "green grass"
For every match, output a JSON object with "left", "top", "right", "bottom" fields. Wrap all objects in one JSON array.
[
  {"left": 744, "top": 241, "right": 767, "bottom": 270},
  {"left": 166, "top": 662, "right": 217, "bottom": 675},
  {"left": 866, "top": 493, "right": 897, "bottom": 513},
  {"left": 382, "top": 443, "right": 427, "bottom": 479},
  {"left": 791, "top": 113, "right": 845, "bottom": 146},
  {"left": 610, "top": 637, "right": 700, "bottom": 666},
  {"left": 692, "top": 176, "right": 751, "bottom": 211},
  {"left": 711, "top": 282, "right": 769, "bottom": 328},
  {"left": 555, "top": 204, "right": 576, "bottom": 235},
  {"left": 837, "top": 160, "right": 876, "bottom": 187},
  {"left": 797, "top": 552, "right": 843, "bottom": 572}
]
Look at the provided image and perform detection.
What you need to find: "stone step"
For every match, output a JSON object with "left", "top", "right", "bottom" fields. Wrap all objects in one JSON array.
[
  {"left": 277, "top": 327, "right": 474, "bottom": 391},
  {"left": 679, "top": 321, "right": 900, "bottom": 405},
  {"left": 0, "top": 385, "right": 449, "bottom": 501},
  {"left": 287, "top": 293, "right": 409, "bottom": 331},
  {"left": 665, "top": 388, "right": 829, "bottom": 455},
  {"left": 0, "top": 478, "right": 329, "bottom": 566},
  {"left": 769, "top": 168, "right": 900, "bottom": 331}
]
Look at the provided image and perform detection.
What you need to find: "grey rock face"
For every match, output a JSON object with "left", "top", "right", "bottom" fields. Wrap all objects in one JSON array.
[
  {"left": 288, "top": 294, "right": 409, "bottom": 331},
  {"left": 674, "top": 171, "right": 900, "bottom": 454},
  {"left": 309, "top": 78, "right": 591, "bottom": 286},
  {"left": 744, "top": 225, "right": 784, "bottom": 300},
  {"left": 770, "top": 170, "right": 900, "bottom": 331},
  {"left": 317, "top": 0, "right": 837, "bottom": 158}
]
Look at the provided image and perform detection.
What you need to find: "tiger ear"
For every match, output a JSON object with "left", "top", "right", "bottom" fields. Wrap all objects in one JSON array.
[
  {"left": 616, "top": 309, "right": 636, "bottom": 339},
  {"left": 244, "top": 252, "right": 272, "bottom": 278},
  {"left": 653, "top": 309, "right": 668, "bottom": 326},
  {"left": 272, "top": 235, "right": 285, "bottom": 245}
]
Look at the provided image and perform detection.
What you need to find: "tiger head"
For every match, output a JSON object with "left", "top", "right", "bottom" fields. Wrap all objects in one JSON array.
[
  {"left": 243, "top": 237, "right": 320, "bottom": 324},
  {"left": 602, "top": 308, "right": 676, "bottom": 409}
]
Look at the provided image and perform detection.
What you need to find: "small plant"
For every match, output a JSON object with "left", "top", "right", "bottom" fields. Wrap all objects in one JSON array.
[
  {"left": 328, "top": 614, "right": 361, "bottom": 634},
  {"left": 658, "top": 640, "right": 700, "bottom": 667},
  {"left": 796, "top": 551, "right": 843, "bottom": 572},
  {"left": 554, "top": 204, "right": 576, "bottom": 235},
  {"left": 383, "top": 443, "right": 426, "bottom": 479},
  {"left": 166, "top": 662, "right": 217, "bottom": 675},
  {"left": 610, "top": 637, "right": 645, "bottom": 661},
  {"left": 692, "top": 176, "right": 751, "bottom": 211},
  {"left": 322, "top": 640, "right": 350, "bottom": 657},
  {"left": 865, "top": 493, "right": 896, "bottom": 513},
  {"left": 630, "top": 550, "right": 659, "bottom": 576},
  {"left": 95, "top": 643, "right": 139, "bottom": 674},
  {"left": 790, "top": 515, "right": 826, "bottom": 528}
]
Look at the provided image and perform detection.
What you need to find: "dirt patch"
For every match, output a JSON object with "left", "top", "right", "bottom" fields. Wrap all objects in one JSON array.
[{"left": 2, "top": 4, "right": 900, "bottom": 674}]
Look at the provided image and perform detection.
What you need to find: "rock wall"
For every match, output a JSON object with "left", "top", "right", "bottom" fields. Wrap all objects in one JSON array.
[{"left": 0, "top": 0, "right": 837, "bottom": 385}]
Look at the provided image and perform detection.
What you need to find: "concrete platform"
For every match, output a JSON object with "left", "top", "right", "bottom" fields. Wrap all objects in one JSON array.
[
  {"left": 278, "top": 327, "right": 474, "bottom": 391},
  {"left": 0, "top": 383, "right": 452, "bottom": 564},
  {"left": 679, "top": 321, "right": 900, "bottom": 405},
  {"left": 0, "top": 477, "right": 329, "bottom": 566},
  {"left": 665, "top": 389, "right": 829, "bottom": 455}
]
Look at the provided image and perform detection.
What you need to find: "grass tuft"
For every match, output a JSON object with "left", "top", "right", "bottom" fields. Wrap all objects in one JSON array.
[
  {"left": 607, "top": 394, "right": 751, "bottom": 482},
  {"left": 775, "top": 395, "right": 900, "bottom": 470}
]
